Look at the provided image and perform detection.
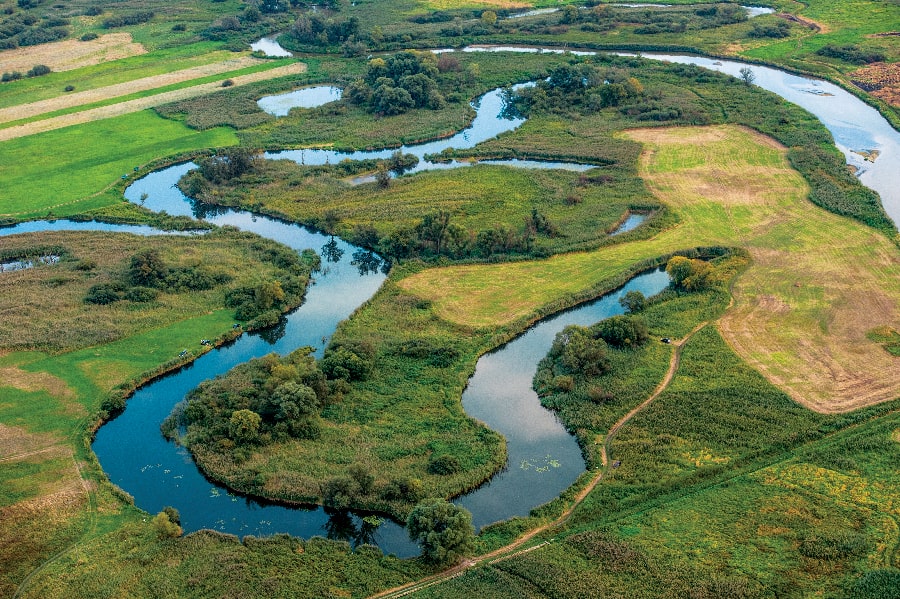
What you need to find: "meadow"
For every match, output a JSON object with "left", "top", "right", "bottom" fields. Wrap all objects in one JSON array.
[{"left": 0, "top": 1, "right": 898, "bottom": 597}]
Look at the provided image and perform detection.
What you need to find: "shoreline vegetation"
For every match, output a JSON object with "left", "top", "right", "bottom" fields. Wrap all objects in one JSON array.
[{"left": 1, "top": 0, "right": 898, "bottom": 596}]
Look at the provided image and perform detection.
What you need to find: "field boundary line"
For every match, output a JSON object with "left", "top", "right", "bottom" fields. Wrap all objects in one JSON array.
[{"left": 0, "top": 62, "right": 307, "bottom": 142}]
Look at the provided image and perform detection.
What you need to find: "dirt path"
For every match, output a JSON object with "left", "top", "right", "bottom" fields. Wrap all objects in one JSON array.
[
  {"left": 369, "top": 324, "right": 708, "bottom": 599},
  {"left": 0, "top": 62, "right": 307, "bottom": 141},
  {"left": 0, "top": 57, "right": 267, "bottom": 124}
]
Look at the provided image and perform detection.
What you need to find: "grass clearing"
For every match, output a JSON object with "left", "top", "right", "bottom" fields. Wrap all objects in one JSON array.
[
  {"left": 0, "top": 111, "right": 236, "bottom": 219},
  {"left": 0, "top": 32, "right": 146, "bottom": 74},
  {"left": 399, "top": 125, "right": 900, "bottom": 412}
]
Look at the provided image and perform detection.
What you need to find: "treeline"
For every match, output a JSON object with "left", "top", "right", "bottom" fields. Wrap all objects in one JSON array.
[
  {"left": 359, "top": 206, "right": 561, "bottom": 262},
  {"left": 816, "top": 44, "right": 886, "bottom": 65}
]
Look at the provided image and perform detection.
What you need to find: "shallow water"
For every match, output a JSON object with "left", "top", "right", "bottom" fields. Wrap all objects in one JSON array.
[{"left": 257, "top": 86, "right": 343, "bottom": 116}]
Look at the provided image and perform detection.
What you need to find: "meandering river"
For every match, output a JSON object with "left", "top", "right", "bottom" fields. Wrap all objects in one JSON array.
[{"left": 3, "top": 47, "right": 897, "bottom": 557}]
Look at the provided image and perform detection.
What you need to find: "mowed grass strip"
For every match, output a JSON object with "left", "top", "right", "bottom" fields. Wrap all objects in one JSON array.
[
  {"left": 0, "top": 42, "right": 236, "bottom": 110},
  {"left": 398, "top": 125, "right": 900, "bottom": 411},
  {"left": 0, "top": 62, "right": 307, "bottom": 142},
  {"left": 0, "top": 57, "right": 290, "bottom": 124},
  {"left": 0, "top": 111, "right": 237, "bottom": 219}
]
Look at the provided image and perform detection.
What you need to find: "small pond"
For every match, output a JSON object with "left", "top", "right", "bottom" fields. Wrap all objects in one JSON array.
[
  {"left": 0, "top": 254, "right": 58, "bottom": 273},
  {"left": 257, "top": 86, "right": 343, "bottom": 117},
  {"left": 250, "top": 36, "right": 292, "bottom": 57}
]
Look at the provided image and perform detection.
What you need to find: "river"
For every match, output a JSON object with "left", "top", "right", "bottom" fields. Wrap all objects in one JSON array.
[{"left": 3, "top": 46, "right": 897, "bottom": 557}]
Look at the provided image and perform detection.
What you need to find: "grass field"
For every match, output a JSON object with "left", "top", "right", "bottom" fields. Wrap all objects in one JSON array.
[
  {"left": 399, "top": 125, "right": 900, "bottom": 411},
  {"left": 0, "top": 111, "right": 237, "bottom": 219},
  {"left": 0, "top": 43, "right": 239, "bottom": 110}
]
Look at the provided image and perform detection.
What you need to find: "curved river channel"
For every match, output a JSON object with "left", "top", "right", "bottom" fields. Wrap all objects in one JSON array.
[{"left": 2, "top": 51, "right": 898, "bottom": 557}]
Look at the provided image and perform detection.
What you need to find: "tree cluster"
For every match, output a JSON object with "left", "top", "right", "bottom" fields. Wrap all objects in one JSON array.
[
  {"left": 167, "top": 349, "right": 333, "bottom": 452},
  {"left": 289, "top": 12, "right": 359, "bottom": 46},
  {"left": 344, "top": 52, "right": 446, "bottom": 116},
  {"left": 84, "top": 248, "right": 233, "bottom": 306},
  {"left": 197, "top": 147, "right": 261, "bottom": 184},
  {"left": 665, "top": 255, "right": 715, "bottom": 291},
  {"left": 514, "top": 63, "right": 644, "bottom": 115}
]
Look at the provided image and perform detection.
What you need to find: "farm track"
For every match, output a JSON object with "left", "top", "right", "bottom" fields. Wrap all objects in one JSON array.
[
  {"left": 0, "top": 62, "right": 307, "bottom": 142},
  {"left": 369, "top": 324, "right": 708, "bottom": 599}
]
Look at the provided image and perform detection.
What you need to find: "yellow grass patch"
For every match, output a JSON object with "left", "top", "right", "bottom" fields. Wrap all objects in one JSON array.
[
  {"left": 399, "top": 125, "right": 900, "bottom": 412},
  {"left": 0, "top": 424, "right": 62, "bottom": 461},
  {"left": 0, "top": 33, "right": 145, "bottom": 74},
  {"left": 0, "top": 367, "right": 76, "bottom": 401}
]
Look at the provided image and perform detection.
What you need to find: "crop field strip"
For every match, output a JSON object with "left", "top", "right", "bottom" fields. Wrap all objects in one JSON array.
[
  {"left": 0, "top": 62, "right": 307, "bottom": 142},
  {"left": 399, "top": 125, "right": 900, "bottom": 412}
]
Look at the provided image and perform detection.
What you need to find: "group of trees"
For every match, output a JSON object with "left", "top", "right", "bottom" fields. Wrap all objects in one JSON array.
[
  {"left": 166, "top": 348, "right": 333, "bottom": 452},
  {"left": 371, "top": 207, "right": 558, "bottom": 261},
  {"left": 344, "top": 52, "right": 446, "bottom": 116},
  {"left": 514, "top": 63, "right": 644, "bottom": 115},
  {"left": 84, "top": 248, "right": 233, "bottom": 306}
]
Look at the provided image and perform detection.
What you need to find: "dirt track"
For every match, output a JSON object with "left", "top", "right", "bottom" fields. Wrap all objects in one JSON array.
[
  {"left": 369, "top": 325, "right": 706, "bottom": 599},
  {"left": 0, "top": 62, "right": 307, "bottom": 142}
]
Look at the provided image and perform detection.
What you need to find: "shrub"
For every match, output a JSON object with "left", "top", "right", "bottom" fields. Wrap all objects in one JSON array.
[
  {"left": 428, "top": 454, "right": 461, "bottom": 475},
  {"left": 152, "top": 511, "right": 182, "bottom": 539},
  {"left": 221, "top": 79, "right": 234, "bottom": 87},
  {"left": 102, "top": 11, "right": 154, "bottom": 29},
  {"left": 593, "top": 315, "right": 650, "bottom": 348},
  {"left": 124, "top": 286, "right": 159, "bottom": 302},
  {"left": 229, "top": 409, "right": 261, "bottom": 443},
  {"left": 407, "top": 498, "right": 474, "bottom": 566},
  {"left": 84, "top": 282, "right": 125, "bottom": 305},
  {"left": 80, "top": 32, "right": 98, "bottom": 41},
  {"left": 63, "top": 84, "right": 75, "bottom": 92}
]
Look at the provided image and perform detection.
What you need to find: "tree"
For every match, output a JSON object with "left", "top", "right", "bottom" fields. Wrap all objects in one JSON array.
[
  {"left": 416, "top": 210, "right": 452, "bottom": 255},
  {"left": 407, "top": 498, "right": 475, "bottom": 566},
  {"left": 481, "top": 10, "right": 497, "bottom": 27},
  {"left": 128, "top": 248, "right": 167, "bottom": 287},
  {"left": 620, "top": 290, "right": 646, "bottom": 313},
  {"left": 152, "top": 510, "right": 182, "bottom": 539},
  {"left": 229, "top": 409, "right": 261, "bottom": 443},
  {"left": 739, "top": 67, "right": 755, "bottom": 86}
]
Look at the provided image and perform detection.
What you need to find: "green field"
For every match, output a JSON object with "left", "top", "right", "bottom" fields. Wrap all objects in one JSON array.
[{"left": 0, "top": 111, "right": 236, "bottom": 219}]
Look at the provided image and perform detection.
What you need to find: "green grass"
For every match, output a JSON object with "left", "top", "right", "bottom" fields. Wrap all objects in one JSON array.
[
  {"left": 0, "top": 111, "right": 237, "bottom": 219},
  {"left": 0, "top": 44, "right": 236, "bottom": 110},
  {"left": 416, "top": 312, "right": 899, "bottom": 598},
  {"left": 0, "top": 59, "right": 296, "bottom": 131}
]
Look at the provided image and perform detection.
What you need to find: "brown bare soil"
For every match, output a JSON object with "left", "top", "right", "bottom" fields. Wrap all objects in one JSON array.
[
  {"left": 0, "top": 33, "right": 145, "bottom": 74},
  {"left": 0, "top": 56, "right": 272, "bottom": 124},
  {"left": 0, "top": 62, "right": 306, "bottom": 141},
  {"left": 0, "top": 424, "right": 61, "bottom": 461},
  {"left": 850, "top": 62, "right": 900, "bottom": 108}
]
